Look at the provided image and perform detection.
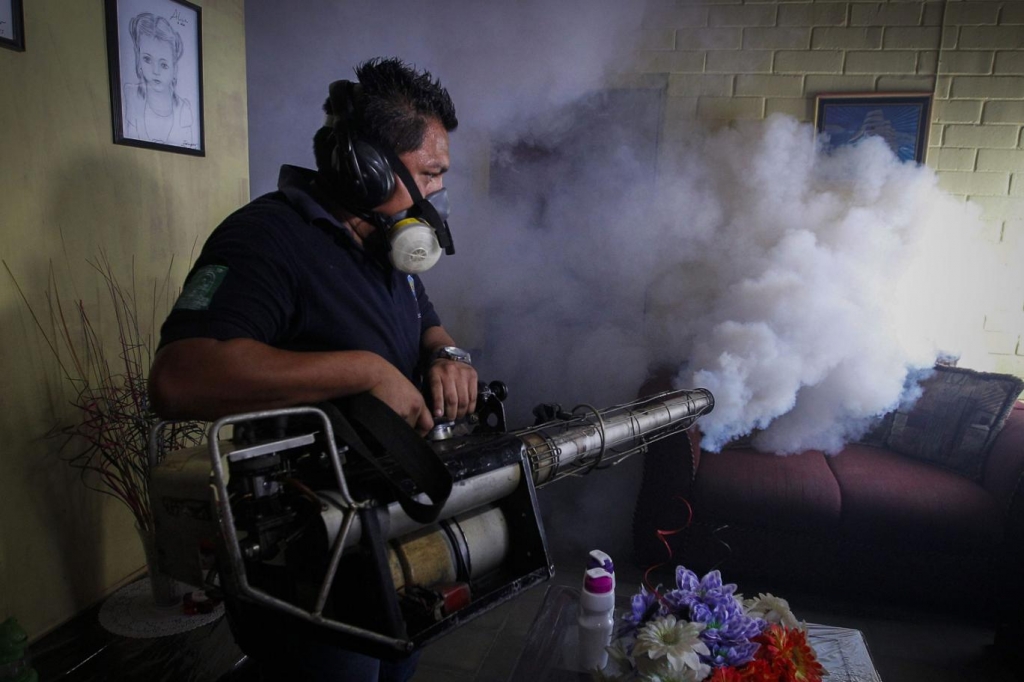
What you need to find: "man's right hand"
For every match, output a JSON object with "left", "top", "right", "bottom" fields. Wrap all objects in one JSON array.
[{"left": 369, "top": 364, "right": 435, "bottom": 436}]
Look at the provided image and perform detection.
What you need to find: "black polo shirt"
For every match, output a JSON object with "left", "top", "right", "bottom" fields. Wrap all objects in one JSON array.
[{"left": 159, "top": 165, "right": 442, "bottom": 382}]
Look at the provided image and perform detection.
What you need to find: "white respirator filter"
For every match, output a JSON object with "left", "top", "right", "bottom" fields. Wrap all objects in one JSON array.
[{"left": 387, "top": 218, "right": 443, "bottom": 274}]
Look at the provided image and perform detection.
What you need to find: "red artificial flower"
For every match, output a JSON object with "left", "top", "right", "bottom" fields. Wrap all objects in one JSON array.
[
  {"left": 709, "top": 659, "right": 777, "bottom": 682},
  {"left": 752, "top": 625, "right": 826, "bottom": 682},
  {"left": 708, "top": 666, "right": 747, "bottom": 682}
]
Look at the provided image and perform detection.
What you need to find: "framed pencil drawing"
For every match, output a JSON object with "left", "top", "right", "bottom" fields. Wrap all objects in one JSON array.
[
  {"left": 105, "top": 0, "right": 205, "bottom": 155},
  {"left": 0, "top": 0, "right": 25, "bottom": 51},
  {"left": 815, "top": 93, "right": 932, "bottom": 164}
]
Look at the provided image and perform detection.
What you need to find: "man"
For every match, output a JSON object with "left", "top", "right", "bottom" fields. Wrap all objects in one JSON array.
[{"left": 149, "top": 57, "right": 477, "bottom": 681}]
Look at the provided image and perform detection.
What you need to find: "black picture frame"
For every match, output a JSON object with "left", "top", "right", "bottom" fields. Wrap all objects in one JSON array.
[
  {"left": 104, "top": 0, "right": 205, "bottom": 156},
  {"left": 815, "top": 93, "right": 932, "bottom": 164},
  {"left": 0, "top": 0, "right": 25, "bottom": 51}
]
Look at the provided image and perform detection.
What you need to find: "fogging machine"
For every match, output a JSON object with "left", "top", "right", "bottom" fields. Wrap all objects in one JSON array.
[{"left": 148, "top": 383, "right": 714, "bottom": 658}]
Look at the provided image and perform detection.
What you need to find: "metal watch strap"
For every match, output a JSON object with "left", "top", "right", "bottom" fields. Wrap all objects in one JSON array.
[{"left": 432, "top": 346, "right": 471, "bottom": 365}]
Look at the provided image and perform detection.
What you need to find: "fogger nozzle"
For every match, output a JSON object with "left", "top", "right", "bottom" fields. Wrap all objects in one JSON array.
[{"left": 523, "top": 387, "right": 714, "bottom": 486}]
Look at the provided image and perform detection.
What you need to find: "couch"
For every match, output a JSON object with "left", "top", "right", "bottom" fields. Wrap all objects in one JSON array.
[{"left": 632, "top": 365, "right": 1024, "bottom": 638}]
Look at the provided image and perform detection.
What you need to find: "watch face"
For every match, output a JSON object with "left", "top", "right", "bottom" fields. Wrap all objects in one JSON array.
[{"left": 440, "top": 346, "right": 471, "bottom": 363}]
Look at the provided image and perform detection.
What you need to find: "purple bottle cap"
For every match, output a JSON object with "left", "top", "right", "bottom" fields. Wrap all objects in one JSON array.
[
  {"left": 584, "top": 567, "right": 614, "bottom": 594},
  {"left": 587, "top": 550, "right": 614, "bottom": 575}
]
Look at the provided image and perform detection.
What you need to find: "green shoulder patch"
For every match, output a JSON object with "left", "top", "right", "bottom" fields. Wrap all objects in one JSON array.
[{"left": 174, "top": 265, "right": 228, "bottom": 310}]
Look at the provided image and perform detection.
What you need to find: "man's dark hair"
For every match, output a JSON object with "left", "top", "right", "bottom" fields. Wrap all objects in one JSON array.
[{"left": 313, "top": 57, "right": 458, "bottom": 171}]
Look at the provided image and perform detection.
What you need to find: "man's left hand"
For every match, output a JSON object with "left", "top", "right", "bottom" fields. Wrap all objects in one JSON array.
[{"left": 427, "top": 359, "right": 478, "bottom": 422}]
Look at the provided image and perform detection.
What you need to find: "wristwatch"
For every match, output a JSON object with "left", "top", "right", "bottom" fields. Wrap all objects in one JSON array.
[{"left": 432, "top": 346, "right": 472, "bottom": 365}]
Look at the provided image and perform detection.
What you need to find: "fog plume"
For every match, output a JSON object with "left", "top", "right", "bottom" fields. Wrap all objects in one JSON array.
[
  {"left": 464, "top": 112, "right": 994, "bottom": 454},
  {"left": 653, "top": 120, "right": 993, "bottom": 453}
]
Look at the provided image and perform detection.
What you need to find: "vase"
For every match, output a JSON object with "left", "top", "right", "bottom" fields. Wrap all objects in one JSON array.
[{"left": 135, "top": 523, "right": 182, "bottom": 607}]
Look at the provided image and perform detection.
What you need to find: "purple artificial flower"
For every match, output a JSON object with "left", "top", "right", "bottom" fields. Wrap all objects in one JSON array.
[
  {"left": 688, "top": 602, "right": 714, "bottom": 626},
  {"left": 665, "top": 565, "right": 766, "bottom": 669},
  {"left": 619, "top": 584, "right": 662, "bottom": 636},
  {"left": 692, "top": 600, "right": 764, "bottom": 644},
  {"left": 676, "top": 566, "right": 701, "bottom": 593},
  {"left": 706, "top": 641, "right": 762, "bottom": 668},
  {"left": 660, "top": 588, "right": 689, "bottom": 617},
  {"left": 670, "top": 567, "right": 739, "bottom": 610}
]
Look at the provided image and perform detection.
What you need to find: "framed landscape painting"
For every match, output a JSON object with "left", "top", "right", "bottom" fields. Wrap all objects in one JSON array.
[
  {"left": 0, "top": 0, "right": 25, "bottom": 51},
  {"left": 105, "top": 0, "right": 205, "bottom": 155},
  {"left": 815, "top": 93, "right": 932, "bottom": 164}
]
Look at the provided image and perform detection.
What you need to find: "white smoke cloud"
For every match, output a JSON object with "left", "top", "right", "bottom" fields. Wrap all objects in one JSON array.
[
  {"left": 450, "top": 107, "right": 998, "bottom": 457},
  {"left": 655, "top": 118, "right": 994, "bottom": 453}
]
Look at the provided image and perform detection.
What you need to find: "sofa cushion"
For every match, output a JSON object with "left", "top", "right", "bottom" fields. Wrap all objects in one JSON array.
[
  {"left": 693, "top": 449, "right": 841, "bottom": 533},
  {"left": 827, "top": 443, "right": 1004, "bottom": 551},
  {"left": 982, "top": 403, "right": 1024, "bottom": 510},
  {"left": 884, "top": 366, "right": 1024, "bottom": 481}
]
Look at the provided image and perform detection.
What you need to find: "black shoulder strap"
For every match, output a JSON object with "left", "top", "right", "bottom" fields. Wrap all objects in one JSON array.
[{"left": 320, "top": 393, "right": 452, "bottom": 524}]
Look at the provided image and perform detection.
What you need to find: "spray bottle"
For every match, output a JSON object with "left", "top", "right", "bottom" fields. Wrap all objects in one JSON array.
[{"left": 577, "top": 565, "right": 615, "bottom": 672}]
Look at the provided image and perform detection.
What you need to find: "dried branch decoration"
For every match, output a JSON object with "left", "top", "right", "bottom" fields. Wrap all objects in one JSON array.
[{"left": 4, "top": 253, "right": 205, "bottom": 532}]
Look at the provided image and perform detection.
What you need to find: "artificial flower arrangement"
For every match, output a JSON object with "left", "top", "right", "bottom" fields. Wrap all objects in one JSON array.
[{"left": 594, "top": 566, "right": 826, "bottom": 682}]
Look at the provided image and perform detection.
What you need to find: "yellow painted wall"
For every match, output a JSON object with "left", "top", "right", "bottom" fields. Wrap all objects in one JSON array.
[
  {"left": 0, "top": 0, "right": 247, "bottom": 639},
  {"left": 631, "top": 0, "right": 1024, "bottom": 376}
]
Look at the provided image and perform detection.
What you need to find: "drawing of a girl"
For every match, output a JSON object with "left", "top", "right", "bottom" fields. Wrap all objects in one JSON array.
[{"left": 122, "top": 12, "right": 194, "bottom": 147}]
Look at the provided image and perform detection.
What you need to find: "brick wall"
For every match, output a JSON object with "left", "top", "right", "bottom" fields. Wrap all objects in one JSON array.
[{"left": 633, "top": 0, "right": 1024, "bottom": 376}]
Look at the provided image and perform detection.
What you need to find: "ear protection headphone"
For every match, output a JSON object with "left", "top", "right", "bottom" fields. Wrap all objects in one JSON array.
[{"left": 327, "top": 80, "right": 396, "bottom": 211}]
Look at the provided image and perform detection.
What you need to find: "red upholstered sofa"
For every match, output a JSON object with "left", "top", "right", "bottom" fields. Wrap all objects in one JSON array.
[{"left": 632, "top": 367, "right": 1024, "bottom": 640}]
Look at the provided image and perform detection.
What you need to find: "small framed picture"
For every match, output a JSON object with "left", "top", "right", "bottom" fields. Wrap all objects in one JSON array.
[
  {"left": 104, "top": 0, "right": 204, "bottom": 156},
  {"left": 815, "top": 93, "right": 932, "bottom": 164},
  {"left": 0, "top": 0, "right": 25, "bottom": 51}
]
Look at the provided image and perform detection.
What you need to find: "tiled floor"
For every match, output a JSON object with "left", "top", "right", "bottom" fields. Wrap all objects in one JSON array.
[{"left": 412, "top": 559, "right": 1023, "bottom": 682}]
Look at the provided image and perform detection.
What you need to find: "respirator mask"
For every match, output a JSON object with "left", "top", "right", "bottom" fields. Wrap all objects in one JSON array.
[{"left": 380, "top": 185, "right": 453, "bottom": 274}]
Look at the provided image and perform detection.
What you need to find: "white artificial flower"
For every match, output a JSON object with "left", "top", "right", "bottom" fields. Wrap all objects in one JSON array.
[
  {"left": 607, "top": 638, "right": 633, "bottom": 664},
  {"left": 743, "top": 592, "right": 802, "bottom": 630},
  {"left": 640, "top": 663, "right": 711, "bottom": 682},
  {"left": 593, "top": 639, "right": 634, "bottom": 681},
  {"left": 632, "top": 615, "right": 709, "bottom": 674}
]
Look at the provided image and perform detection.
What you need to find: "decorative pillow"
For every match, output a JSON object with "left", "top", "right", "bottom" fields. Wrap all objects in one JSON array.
[
  {"left": 720, "top": 431, "right": 758, "bottom": 450},
  {"left": 884, "top": 366, "right": 1024, "bottom": 480}
]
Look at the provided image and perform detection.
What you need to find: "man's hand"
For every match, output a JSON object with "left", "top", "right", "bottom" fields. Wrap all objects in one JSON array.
[
  {"left": 428, "top": 359, "right": 478, "bottom": 422},
  {"left": 369, "top": 364, "right": 436, "bottom": 435}
]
